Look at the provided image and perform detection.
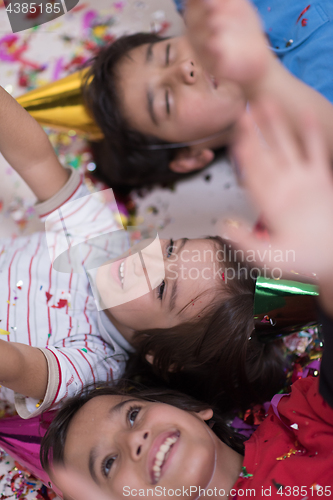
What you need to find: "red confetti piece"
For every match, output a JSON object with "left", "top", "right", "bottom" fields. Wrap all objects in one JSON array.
[
  {"left": 45, "top": 292, "right": 53, "bottom": 303},
  {"left": 72, "top": 2, "right": 87, "bottom": 12},
  {"left": 301, "top": 18, "right": 308, "bottom": 26},
  {"left": 51, "top": 298, "right": 68, "bottom": 309},
  {"left": 157, "top": 21, "right": 171, "bottom": 35},
  {"left": 222, "top": 272, "right": 225, "bottom": 281},
  {"left": 244, "top": 404, "right": 266, "bottom": 426},
  {"left": 296, "top": 5, "right": 310, "bottom": 23},
  {"left": 26, "top": 5, "right": 42, "bottom": 19}
]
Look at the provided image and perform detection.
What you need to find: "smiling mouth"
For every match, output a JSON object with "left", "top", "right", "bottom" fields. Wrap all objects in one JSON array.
[
  {"left": 204, "top": 71, "right": 218, "bottom": 90},
  {"left": 151, "top": 432, "right": 180, "bottom": 484}
]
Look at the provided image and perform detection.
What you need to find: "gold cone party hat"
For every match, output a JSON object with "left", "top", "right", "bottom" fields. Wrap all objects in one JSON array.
[{"left": 16, "top": 69, "right": 103, "bottom": 139}]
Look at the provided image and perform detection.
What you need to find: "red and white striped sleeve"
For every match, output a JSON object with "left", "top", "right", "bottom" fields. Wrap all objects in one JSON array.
[
  {"left": 38, "top": 168, "right": 123, "bottom": 274},
  {"left": 14, "top": 334, "right": 128, "bottom": 419}
]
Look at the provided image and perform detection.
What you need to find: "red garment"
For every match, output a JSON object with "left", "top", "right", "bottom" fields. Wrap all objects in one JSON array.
[{"left": 232, "top": 377, "right": 333, "bottom": 498}]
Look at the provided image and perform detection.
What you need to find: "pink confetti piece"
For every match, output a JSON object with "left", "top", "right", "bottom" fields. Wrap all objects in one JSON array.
[
  {"left": 52, "top": 57, "right": 64, "bottom": 81},
  {"left": 113, "top": 1, "right": 125, "bottom": 11},
  {"left": 83, "top": 9, "right": 98, "bottom": 32}
]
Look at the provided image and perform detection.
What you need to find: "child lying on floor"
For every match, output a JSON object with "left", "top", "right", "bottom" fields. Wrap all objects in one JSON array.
[
  {"left": 85, "top": 0, "right": 333, "bottom": 190},
  {"left": 41, "top": 99, "right": 333, "bottom": 500},
  {"left": 0, "top": 85, "right": 291, "bottom": 419}
]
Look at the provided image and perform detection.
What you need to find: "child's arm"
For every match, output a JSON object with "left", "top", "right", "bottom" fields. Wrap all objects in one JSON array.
[
  {"left": 185, "top": 0, "right": 333, "bottom": 161},
  {"left": 0, "top": 340, "right": 47, "bottom": 400},
  {"left": 0, "top": 86, "right": 69, "bottom": 201},
  {"left": 231, "top": 99, "right": 333, "bottom": 318}
]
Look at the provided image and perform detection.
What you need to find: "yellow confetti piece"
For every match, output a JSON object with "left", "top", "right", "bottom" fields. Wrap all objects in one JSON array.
[
  {"left": 276, "top": 448, "right": 297, "bottom": 461},
  {"left": 0, "top": 329, "right": 10, "bottom": 335},
  {"left": 93, "top": 25, "right": 107, "bottom": 37}
]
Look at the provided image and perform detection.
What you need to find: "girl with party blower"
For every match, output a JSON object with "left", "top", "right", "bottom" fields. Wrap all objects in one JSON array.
[{"left": 40, "top": 100, "right": 333, "bottom": 500}]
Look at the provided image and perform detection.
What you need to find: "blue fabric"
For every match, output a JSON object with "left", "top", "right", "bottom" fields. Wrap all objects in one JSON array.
[
  {"left": 173, "top": 0, "right": 185, "bottom": 13},
  {"left": 252, "top": 0, "right": 333, "bottom": 104},
  {"left": 172, "top": 0, "right": 333, "bottom": 104}
]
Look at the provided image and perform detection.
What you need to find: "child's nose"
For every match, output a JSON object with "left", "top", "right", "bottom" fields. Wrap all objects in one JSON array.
[
  {"left": 178, "top": 59, "right": 196, "bottom": 84},
  {"left": 127, "top": 430, "right": 149, "bottom": 461}
]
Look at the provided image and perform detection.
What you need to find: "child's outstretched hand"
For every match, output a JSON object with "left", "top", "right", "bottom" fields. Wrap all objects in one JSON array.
[
  {"left": 185, "top": 0, "right": 270, "bottom": 95},
  {"left": 230, "top": 100, "right": 333, "bottom": 313}
]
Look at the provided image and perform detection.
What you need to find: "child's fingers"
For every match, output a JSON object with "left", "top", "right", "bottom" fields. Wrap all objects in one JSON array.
[
  {"left": 302, "top": 112, "right": 330, "bottom": 173},
  {"left": 233, "top": 111, "right": 274, "bottom": 190},
  {"left": 53, "top": 467, "right": 111, "bottom": 500},
  {"left": 250, "top": 100, "right": 301, "bottom": 170},
  {"left": 225, "top": 225, "right": 273, "bottom": 264}
]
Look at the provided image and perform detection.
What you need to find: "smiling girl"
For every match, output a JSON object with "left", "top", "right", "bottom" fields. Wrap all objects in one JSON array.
[{"left": 41, "top": 370, "right": 333, "bottom": 500}]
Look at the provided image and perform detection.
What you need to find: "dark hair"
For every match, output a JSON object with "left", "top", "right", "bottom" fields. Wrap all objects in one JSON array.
[
  {"left": 84, "top": 33, "right": 218, "bottom": 193},
  {"left": 127, "top": 236, "right": 285, "bottom": 411},
  {"left": 40, "top": 380, "right": 245, "bottom": 472}
]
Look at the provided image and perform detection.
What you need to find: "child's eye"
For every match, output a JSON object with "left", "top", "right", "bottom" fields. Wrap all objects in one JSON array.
[
  {"left": 157, "top": 279, "right": 165, "bottom": 300},
  {"left": 158, "top": 240, "right": 174, "bottom": 300},
  {"left": 166, "top": 238, "right": 174, "bottom": 258},
  {"left": 127, "top": 406, "right": 141, "bottom": 426},
  {"left": 101, "top": 456, "right": 116, "bottom": 477},
  {"left": 165, "top": 89, "right": 170, "bottom": 116},
  {"left": 165, "top": 43, "right": 171, "bottom": 66}
]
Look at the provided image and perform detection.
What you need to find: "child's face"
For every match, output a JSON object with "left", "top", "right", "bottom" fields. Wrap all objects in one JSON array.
[
  {"left": 63, "top": 394, "right": 216, "bottom": 500},
  {"left": 116, "top": 36, "right": 246, "bottom": 148},
  {"left": 95, "top": 238, "right": 224, "bottom": 341}
]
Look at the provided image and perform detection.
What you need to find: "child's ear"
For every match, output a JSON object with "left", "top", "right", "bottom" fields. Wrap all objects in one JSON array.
[
  {"left": 145, "top": 353, "right": 154, "bottom": 365},
  {"left": 197, "top": 408, "right": 214, "bottom": 421},
  {"left": 145, "top": 353, "right": 178, "bottom": 373},
  {"left": 169, "top": 148, "right": 215, "bottom": 173}
]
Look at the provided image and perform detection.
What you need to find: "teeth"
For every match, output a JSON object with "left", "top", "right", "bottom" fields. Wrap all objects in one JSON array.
[
  {"left": 119, "top": 261, "right": 124, "bottom": 285},
  {"left": 153, "top": 435, "right": 178, "bottom": 483}
]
